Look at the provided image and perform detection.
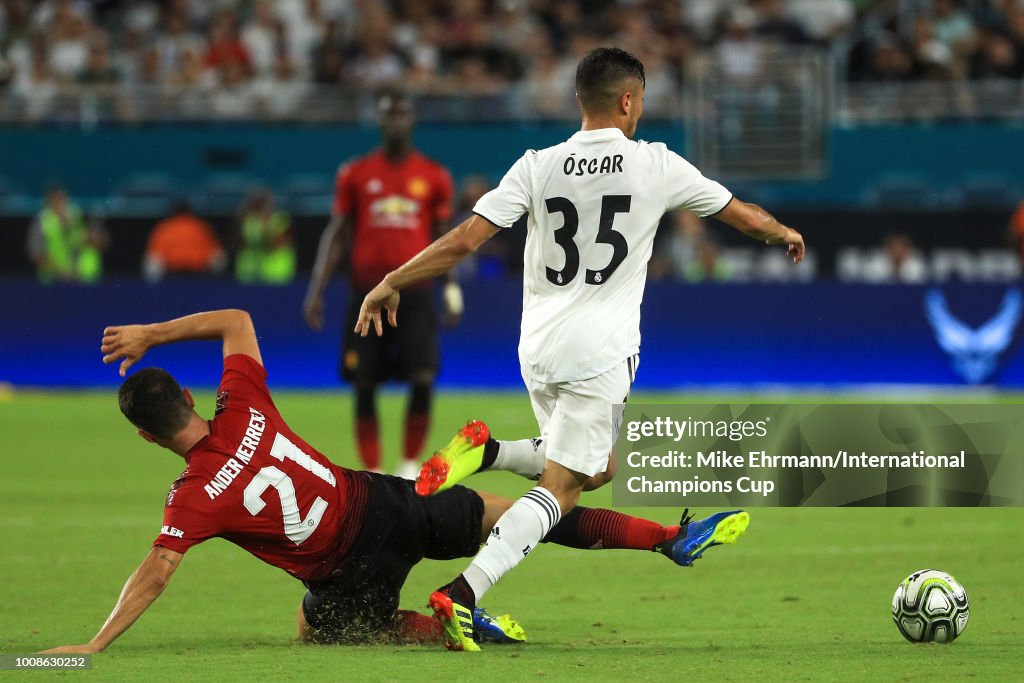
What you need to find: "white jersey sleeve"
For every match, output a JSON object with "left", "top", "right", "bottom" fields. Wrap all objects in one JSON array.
[
  {"left": 660, "top": 147, "right": 733, "bottom": 217},
  {"left": 473, "top": 152, "right": 534, "bottom": 229}
]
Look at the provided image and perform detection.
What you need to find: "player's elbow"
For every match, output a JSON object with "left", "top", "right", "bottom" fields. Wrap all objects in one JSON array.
[
  {"left": 324, "top": 216, "right": 349, "bottom": 248},
  {"left": 449, "top": 230, "right": 484, "bottom": 257},
  {"left": 143, "top": 572, "right": 171, "bottom": 594},
  {"left": 225, "top": 309, "right": 254, "bottom": 330},
  {"left": 452, "top": 217, "right": 499, "bottom": 256}
]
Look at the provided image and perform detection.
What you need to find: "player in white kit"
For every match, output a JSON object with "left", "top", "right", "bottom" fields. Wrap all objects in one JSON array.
[{"left": 354, "top": 47, "right": 805, "bottom": 650}]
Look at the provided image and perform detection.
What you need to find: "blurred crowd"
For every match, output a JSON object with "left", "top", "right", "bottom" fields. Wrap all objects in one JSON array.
[
  {"left": 1, "top": 0, "right": 1021, "bottom": 122},
  {"left": 848, "top": 0, "right": 1024, "bottom": 82}
]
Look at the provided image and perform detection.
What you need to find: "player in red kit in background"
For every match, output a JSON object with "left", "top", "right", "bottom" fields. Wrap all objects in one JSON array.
[{"left": 303, "top": 92, "right": 460, "bottom": 479}]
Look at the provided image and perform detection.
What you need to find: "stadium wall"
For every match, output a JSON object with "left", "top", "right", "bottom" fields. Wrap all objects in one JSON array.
[
  {"left": 0, "top": 123, "right": 1021, "bottom": 208},
  {"left": 2, "top": 279, "right": 1021, "bottom": 389}
]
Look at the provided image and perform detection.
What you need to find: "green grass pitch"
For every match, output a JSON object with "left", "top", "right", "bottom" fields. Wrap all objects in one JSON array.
[{"left": 2, "top": 390, "right": 1022, "bottom": 682}]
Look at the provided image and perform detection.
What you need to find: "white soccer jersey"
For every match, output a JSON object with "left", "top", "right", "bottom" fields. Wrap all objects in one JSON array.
[{"left": 474, "top": 127, "right": 733, "bottom": 383}]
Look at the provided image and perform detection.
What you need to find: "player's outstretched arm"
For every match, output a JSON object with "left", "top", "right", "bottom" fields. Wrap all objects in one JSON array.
[
  {"left": 354, "top": 214, "right": 499, "bottom": 337},
  {"left": 714, "top": 198, "right": 805, "bottom": 264},
  {"left": 40, "top": 547, "right": 183, "bottom": 654},
  {"left": 101, "top": 309, "right": 262, "bottom": 376},
  {"left": 303, "top": 215, "right": 351, "bottom": 331}
]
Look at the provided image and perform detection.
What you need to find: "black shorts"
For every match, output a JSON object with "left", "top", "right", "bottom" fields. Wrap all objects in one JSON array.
[
  {"left": 301, "top": 472, "right": 483, "bottom": 643},
  {"left": 341, "top": 287, "right": 438, "bottom": 384}
]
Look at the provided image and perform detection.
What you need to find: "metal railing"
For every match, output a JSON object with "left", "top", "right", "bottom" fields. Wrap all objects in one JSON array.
[
  {"left": 684, "top": 47, "right": 832, "bottom": 180},
  {"left": 1, "top": 82, "right": 599, "bottom": 125},
  {"left": 839, "top": 80, "right": 1024, "bottom": 124},
  {"left": 0, "top": 62, "right": 1021, "bottom": 132}
]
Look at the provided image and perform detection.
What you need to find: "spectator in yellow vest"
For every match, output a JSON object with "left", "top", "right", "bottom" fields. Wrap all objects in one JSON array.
[
  {"left": 26, "top": 185, "right": 107, "bottom": 283},
  {"left": 234, "top": 188, "right": 295, "bottom": 284}
]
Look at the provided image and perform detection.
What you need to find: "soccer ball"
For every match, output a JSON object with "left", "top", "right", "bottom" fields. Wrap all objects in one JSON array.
[{"left": 891, "top": 569, "right": 969, "bottom": 643}]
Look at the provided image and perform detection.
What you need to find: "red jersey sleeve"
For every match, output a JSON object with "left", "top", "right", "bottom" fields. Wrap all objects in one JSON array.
[
  {"left": 219, "top": 354, "right": 273, "bottom": 407},
  {"left": 433, "top": 166, "right": 455, "bottom": 223},
  {"left": 332, "top": 161, "right": 357, "bottom": 217},
  {"left": 153, "top": 478, "right": 221, "bottom": 553}
]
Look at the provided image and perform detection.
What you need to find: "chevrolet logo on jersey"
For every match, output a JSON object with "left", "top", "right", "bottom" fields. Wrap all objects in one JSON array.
[{"left": 369, "top": 194, "right": 420, "bottom": 229}]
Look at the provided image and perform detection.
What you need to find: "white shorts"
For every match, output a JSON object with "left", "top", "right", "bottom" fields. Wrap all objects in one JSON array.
[{"left": 523, "top": 354, "right": 639, "bottom": 477}]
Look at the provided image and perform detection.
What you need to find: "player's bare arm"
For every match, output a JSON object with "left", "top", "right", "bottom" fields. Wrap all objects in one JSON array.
[
  {"left": 101, "top": 309, "right": 262, "bottom": 376},
  {"left": 714, "top": 198, "right": 806, "bottom": 264},
  {"left": 355, "top": 214, "right": 499, "bottom": 337},
  {"left": 40, "top": 547, "right": 183, "bottom": 654},
  {"left": 303, "top": 214, "right": 352, "bottom": 331}
]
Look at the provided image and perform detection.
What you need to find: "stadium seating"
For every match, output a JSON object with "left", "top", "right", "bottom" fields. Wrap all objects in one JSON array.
[
  {"left": 106, "top": 174, "right": 181, "bottom": 218},
  {"left": 282, "top": 174, "right": 334, "bottom": 217},
  {"left": 862, "top": 173, "right": 941, "bottom": 210},
  {"left": 192, "top": 174, "right": 257, "bottom": 216}
]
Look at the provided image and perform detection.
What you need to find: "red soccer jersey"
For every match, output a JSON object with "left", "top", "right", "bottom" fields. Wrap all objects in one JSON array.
[
  {"left": 332, "top": 150, "right": 454, "bottom": 289},
  {"left": 153, "top": 355, "right": 368, "bottom": 581}
]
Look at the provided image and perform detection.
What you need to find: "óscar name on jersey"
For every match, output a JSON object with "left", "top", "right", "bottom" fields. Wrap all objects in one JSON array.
[{"left": 563, "top": 154, "right": 623, "bottom": 177}]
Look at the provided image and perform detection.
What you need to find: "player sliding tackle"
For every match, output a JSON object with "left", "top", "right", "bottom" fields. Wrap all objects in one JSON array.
[
  {"left": 40, "top": 308, "right": 736, "bottom": 654},
  {"left": 355, "top": 47, "right": 805, "bottom": 651}
]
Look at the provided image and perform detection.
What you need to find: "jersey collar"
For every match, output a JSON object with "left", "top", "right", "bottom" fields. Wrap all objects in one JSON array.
[
  {"left": 375, "top": 149, "right": 419, "bottom": 166},
  {"left": 570, "top": 128, "right": 627, "bottom": 142}
]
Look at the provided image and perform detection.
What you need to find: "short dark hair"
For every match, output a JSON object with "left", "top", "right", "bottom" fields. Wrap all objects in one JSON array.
[
  {"left": 575, "top": 47, "right": 646, "bottom": 113},
  {"left": 118, "top": 368, "right": 193, "bottom": 440}
]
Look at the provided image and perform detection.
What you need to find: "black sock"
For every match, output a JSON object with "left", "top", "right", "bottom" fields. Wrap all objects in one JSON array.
[
  {"left": 449, "top": 574, "right": 476, "bottom": 606},
  {"left": 478, "top": 438, "right": 499, "bottom": 472},
  {"left": 355, "top": 385, "right": 376, "bottom": 418},
  {"left": 541, "top": 507, "right": 585, "bottom": 548}
]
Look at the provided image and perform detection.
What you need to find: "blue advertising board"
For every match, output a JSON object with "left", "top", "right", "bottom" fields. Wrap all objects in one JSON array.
[{"left": 1, "top": 279, "right": 1020, "bottom": 389}]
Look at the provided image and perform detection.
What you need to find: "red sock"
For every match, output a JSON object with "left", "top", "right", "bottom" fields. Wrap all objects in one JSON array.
[
  {"left": 403, "top": 412, "right": 430, "bottom": 462},
  {"left": 355, "top": 416, "right": 380, "bottom": 470},
  {"left": 544, "top": 507, "right": 679, "bottom": 551},
  {"left": 393, "top": 610, "right": 443, "bottom": 644}
]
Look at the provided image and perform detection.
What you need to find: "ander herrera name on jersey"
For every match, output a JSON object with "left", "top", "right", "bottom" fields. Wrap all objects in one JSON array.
[
  {"left": 563, "top": 153, "right": 624, "bottom": 176},
  {"left": 204, "top": 407, "right": 267, "bottom": 500}
]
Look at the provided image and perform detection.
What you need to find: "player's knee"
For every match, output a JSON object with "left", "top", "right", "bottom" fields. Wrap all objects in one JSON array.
[
  {"left": 297, "top": 602, "right": 318, "bottom": 643},
  {"left": 408, "top": 370, "right": 435, "bottom": 386},
  {"left": 582, "top": 456, "right": 617, "bottom": 491},
  {"left": 550, "top": 486, "right": 582, "bottom": 512},
  {"left": 583, "top": 471, "right": 612, "bottom": 491}
]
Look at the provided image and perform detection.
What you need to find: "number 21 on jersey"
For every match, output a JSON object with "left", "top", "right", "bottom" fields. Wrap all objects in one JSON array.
[{"left": 242, "top": 432, "right": 335, "bottom": 545}]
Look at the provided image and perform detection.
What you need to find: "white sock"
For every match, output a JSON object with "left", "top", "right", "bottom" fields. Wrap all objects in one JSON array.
[
  {"left": 491, "top": 437, "right": 546, "bottom": 480},
  {"left": 462, "top": 486, "right": 561, "bottom": 600}
]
